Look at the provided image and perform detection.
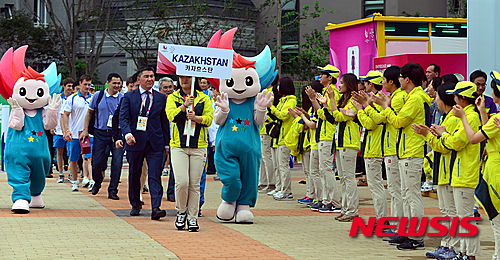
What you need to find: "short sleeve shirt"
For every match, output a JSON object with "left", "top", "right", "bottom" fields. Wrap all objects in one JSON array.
[
  {"left": 63, "top": 91, "right": 92, "bottom": 139},
  {"left": 89, "top": 90, "right": 123, "bottom": 130}
]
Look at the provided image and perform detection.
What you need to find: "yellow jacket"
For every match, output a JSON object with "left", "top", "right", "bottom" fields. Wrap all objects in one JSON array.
[
  {"left": 440, "top": 104, "right": 481, "bottom": 188},
  {"left": 478, "top": 114, "right": 500, "bottom": 220},
  {"left": 357, "top": 93, "right": 385, "bottom": 158},
  {"left": 166, "top": 89, "right": 213, "bottom": 148},
  {"left": 308, "top": 107, "right": 319, "bottom": 150},
  {"left": 424, "top": 151, "right": 433, "bottom": 176},
  {"left": 324, "top": 98, "right": 361, "bottom": 151},
  {"left": 425, "top": 112, "right": 461, "bottom": 185},
  {"left": 315, "top": 85, "right": 341, "bottom": 142},
  {"left": 259, "top": 86, "right": 274, "bottom": 135},
  {"left": 363, "top": 88, "right": 406, "bottom": 157},
  {"left": 285, "top": 116, "right": 311, "bottom": 157},
  {"left": 269, "top": 95, "right": 297, "bottom": 146},
  {"left": 382, "top": 87, "right": 432, "bottom": 158}
]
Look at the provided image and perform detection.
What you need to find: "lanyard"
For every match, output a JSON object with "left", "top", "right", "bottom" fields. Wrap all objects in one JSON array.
[{"left": 139, "top": 91, "right": 153, "bottom": 117}]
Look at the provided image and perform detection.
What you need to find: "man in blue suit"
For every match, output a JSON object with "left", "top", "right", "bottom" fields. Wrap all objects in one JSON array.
[{"left": 119, "top": 67, "right": 170, "bottom": 220}]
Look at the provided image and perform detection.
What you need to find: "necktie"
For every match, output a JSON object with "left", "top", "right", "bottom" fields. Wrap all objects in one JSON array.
[{"left": 142, "top": 91, "right": 150, "bottom": 116}]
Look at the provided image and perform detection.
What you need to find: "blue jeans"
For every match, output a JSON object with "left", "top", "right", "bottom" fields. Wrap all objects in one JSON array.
[{"left": 91, "top": 129, "right": 124, "bottom": 193}]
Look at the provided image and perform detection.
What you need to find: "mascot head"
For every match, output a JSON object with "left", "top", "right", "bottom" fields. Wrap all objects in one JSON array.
[
  {"left": 207, "top": 28, "right": 277, "bottom": 99},
  {"left": 0, "top": 46, "right": 61, "bottom": 108}
]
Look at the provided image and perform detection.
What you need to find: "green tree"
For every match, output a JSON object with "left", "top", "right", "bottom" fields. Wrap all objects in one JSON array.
[
  {"left": 0, "top": 11, "right": 63, "bottom": 70},
  {"left": 256, "top": 0, "right": 333, "bottom": 75},
  {"left": 282, "top": 29, "right": 329, "bottom": 81}
]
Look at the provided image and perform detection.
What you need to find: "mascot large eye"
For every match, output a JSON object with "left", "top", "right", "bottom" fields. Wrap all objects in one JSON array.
[
  {"left": 245, "top": 76, "right": 253, "bottom": 86},
  {"left": 19, "top": 87, "right": 26, "bottom": 96},
  {"left": 37, "top": 88, "right": 44, "bottom": 97},
  {"left": 226, "top": 78, "right": 234, "bottom": 88}
]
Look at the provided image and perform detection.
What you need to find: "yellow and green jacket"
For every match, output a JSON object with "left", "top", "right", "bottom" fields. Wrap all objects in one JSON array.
[
  {"left": 476, "top": 114, "right": 500, "bottom": 220},
  {"left": 425, "top": 112, "right": 461, "bottom": 185},
  {"left": 269, "top": 95, "right": 297, "bottom": 146},
  {"left": 285, "top": 116, "right": 311, "bottom": 158},
  {"left": 315, "top": 85, "right": 341, "bottom": 142},
  {"left": 382, "top": 87, "right": 432, "bottom": 158},
  {"left": 363, "top": 88, "right": 406, "bottom": 157},
  {"left": 323, "top": 98, "right": 361, "bottom": 151},
  {"left": 357, "top": 92, "right": 385, "bottom": 158},
  {"left": 166, "top": 89, "right": 213, "bottom": 148},
  {"left": 259, "top": 86, "right": 274, "bottom": 135},
  {"left": 440, "top": 104, "right": 481, "bottom": 188},
  {"left": 308, "top": 107, "right": 319, "bottom": 150}
]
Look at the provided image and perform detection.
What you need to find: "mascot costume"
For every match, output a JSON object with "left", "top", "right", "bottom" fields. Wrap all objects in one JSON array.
[
  {"left": 207, "top": 28, "right": 277, "bottom": 224},
  {"left": 0, "top": 46, "right": 62, "bottom": 213}
]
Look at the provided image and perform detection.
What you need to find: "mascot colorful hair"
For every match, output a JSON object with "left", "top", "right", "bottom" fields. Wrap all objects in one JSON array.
[
  {"left": 209, "top": 28, "right": 276, "bottom": 223},
  {"left": 0, "top": 46, "right": 62, "bottom": 213}
]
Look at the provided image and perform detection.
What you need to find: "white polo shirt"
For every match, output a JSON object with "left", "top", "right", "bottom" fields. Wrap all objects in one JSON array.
[
  {"left": 55, "top": 93, "right": 70, "bottom": 135},
  {"left": 63, "top": 91, "right": 92, "bottom": 139}
]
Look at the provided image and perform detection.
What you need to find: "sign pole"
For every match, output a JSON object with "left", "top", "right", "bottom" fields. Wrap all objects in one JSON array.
[{"left": 185, "top": 76, "right": 195, "bottom": 147}]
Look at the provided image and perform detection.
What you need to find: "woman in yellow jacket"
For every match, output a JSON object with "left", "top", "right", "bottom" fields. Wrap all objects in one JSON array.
[
  {"left": 269, "top": 77, "right": 297, "bottom": 200},
  {"left": 326, "top": 73, "right": 360, "bottom": 222},
  {"left": 412, "top": 83, "right": 460, "bottom": 257},
  {"left": 432, "top": 81, "right": 481, "bottom": 259},
  {"left": 166, "top": 76, "right": 213, "bottom": 232},
  {"left": 452, "top": 73, "right": 500, "bottom": 260}
]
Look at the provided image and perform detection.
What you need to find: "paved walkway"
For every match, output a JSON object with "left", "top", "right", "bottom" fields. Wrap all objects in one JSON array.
[{"left": 0, "top": 166, "right": 495, "bottom": 259}]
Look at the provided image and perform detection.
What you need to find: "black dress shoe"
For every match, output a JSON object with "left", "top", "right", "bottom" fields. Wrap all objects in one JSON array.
[
  {"left": 151, "top": 207, "right": 166, "bottom": 220},
  {"left": 46, "top": 173, "right": 53, "bottom": 178},
  {"left": 108, "top": 192, "right": 119, "bottom": 200},
  {"left": 130, "top": 207, "right": 141, "bottom": 216},
  {"left": 91, "top": 184, "right": 101, "bottom": 195}
]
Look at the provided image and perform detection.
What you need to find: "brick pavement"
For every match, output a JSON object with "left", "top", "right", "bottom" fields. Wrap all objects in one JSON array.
[{"left": 0, "top": 167, "right": 495, "bottom": 259}]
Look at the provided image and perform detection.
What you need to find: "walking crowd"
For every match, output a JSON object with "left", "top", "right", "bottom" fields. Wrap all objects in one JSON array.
[{"left": 40, "top": 61, "right": 500, "bottom": 259}]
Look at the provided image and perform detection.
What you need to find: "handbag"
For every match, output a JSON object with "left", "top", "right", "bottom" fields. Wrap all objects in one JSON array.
[{"left": 266, "top": 120, "right": 282, "bottom": 138}]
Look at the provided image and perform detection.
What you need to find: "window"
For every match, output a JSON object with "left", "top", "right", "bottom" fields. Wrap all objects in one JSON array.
[
  {"left": 431, "top": 23, "right": 467, "bottom": 37},
  {"left": 281, "top": 0, "right": 298, "bottom": 54},
  {"left": 385, "top": 22, "right": 429, "bottom": 37},
  {"left": 34, "top": 0, "right": 47, "bottom": 26},
  {"left": 364, "top": 0, "right": 384, "bottom": 17},
  {"left": 1, "top": 4, "right": 13, "bottom": 19}
]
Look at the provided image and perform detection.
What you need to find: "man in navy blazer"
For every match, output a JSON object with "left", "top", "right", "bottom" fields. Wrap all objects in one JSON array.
[{"left": 119, "top": 67, "right": 170, "bottom": 220}]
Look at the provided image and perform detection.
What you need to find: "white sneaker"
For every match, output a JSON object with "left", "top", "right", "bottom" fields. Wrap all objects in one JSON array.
[
  {"left": 82, "top": 177, "right": 90, "bottom": 187},
  {"left": 72, "top": 180, "right": 79, "bottom": 192},
  {"left": 275, "top": 192, "right": 293, "bottom": 201},
  {"left": 421, "top": 182, "right": 432, "bottom": 192},
  {"left": 88, "top": 180, "right": 95, "bottom": 192},
  {"left": 57, "top": 174, "right": 64, "bottom": 183},
  {"left": 162, "top": 169, "right": 169, "bottom": 176},
  {"left": 267, "top": 190, "right": 277, "bottom": 196},
  {"left": 273, "top": 191, "right": 283, "bottom": 199}
]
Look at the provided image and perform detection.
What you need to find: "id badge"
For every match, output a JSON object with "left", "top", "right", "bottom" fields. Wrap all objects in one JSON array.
[
  {"left": 137, "top": 116, "right": 148, "bottom": 131},
  {"left": 183, "top": 120, "right": 196, "bottom": 136},
  {"left": 107, "top": 115, "right": 113, "bottom": 128}
]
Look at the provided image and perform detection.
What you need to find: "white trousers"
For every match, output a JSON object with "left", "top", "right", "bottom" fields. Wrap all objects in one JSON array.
[
  {"left": 271, "top": 147, "right": 281, "bottom": 192},
  {"left": 319, "top": 141, "right": 341, "bottom": 207},
  {"left": 302, "top": 151, "right": 314, "bottom": 198},
  {"left": 385, "top": 155, "right": 403, "bottom": 223},
  {"left": 454, "top": 187, "right": 481, "bottom": 256},
  {"left": 437, "top": 185, "right": 458, "bottom": 248},
  {"left": 365, "top": 157, "right": 389, "bottom": 219},
  {"left": 309, "top": 149, "right": 321, "bottom": 201},
  {"left": 336, "top": 148, "right": 359, "bottom": 216},
  {"left": 277, "top": 145, "right": 292, "bottom": 194},
  {"left": 259, "top": 135, "right": 275, "bottom": 186}
]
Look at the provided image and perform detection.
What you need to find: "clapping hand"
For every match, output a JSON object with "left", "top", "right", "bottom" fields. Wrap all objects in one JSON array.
[
  {"left": 430, "top": 124, "right": 447, "bottom": 137},
  {"left": 412, "top": 124, "right": 430, "bottom": 137},
  {"left": 316, "top": 93, "right": 327, "bottom": 105}
]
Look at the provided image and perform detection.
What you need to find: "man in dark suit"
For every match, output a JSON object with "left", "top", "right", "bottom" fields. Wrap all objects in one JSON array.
[{"left": 119, "top": 67, "right": 170, "bottom": 220}]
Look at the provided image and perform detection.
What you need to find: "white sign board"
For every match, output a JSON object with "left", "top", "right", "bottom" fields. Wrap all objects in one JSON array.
[{"left": 157, "top": 43, "right": 233, "bottom": 79}]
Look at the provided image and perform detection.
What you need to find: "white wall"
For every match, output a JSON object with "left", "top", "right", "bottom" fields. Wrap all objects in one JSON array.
[{"left": 468, "top": 0, "right": 500, "bottom": 95}]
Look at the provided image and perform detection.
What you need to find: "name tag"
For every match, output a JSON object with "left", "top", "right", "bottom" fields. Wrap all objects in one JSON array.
[
  {"left": 107, "top": 115, "right": 113, "bottom": 128},
  {"left": 137, "top": 116, "right": 148, "bottom": 131},
  {"left": 183, "top": 120, "right": 196, "bottom": 136}
]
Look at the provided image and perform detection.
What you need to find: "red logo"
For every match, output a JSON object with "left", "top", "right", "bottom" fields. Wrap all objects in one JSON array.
[
  {"left": 388, "top": 159, "right": 391, "bottom": 163},
  {"left": 349, "top": 217, "right": 480, "bottom": 237},
  {"left": 405, "top": 163, "right": 408, "bottom": 167}
]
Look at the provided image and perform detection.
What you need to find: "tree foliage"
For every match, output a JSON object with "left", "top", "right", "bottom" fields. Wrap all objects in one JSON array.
[
  {"left": 0, "top": 11, "right": 63, "bottom": 70},
  {"left": 282, "top": 29, "right": 329, "bottom": 81},
  {"left": 109, "top": 0, "right": 258, "bottom": 70}
]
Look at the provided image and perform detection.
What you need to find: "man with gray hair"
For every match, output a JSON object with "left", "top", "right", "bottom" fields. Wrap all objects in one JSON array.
[{"left": 159, "top": 77, "right": 175, "bottom": 96}]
